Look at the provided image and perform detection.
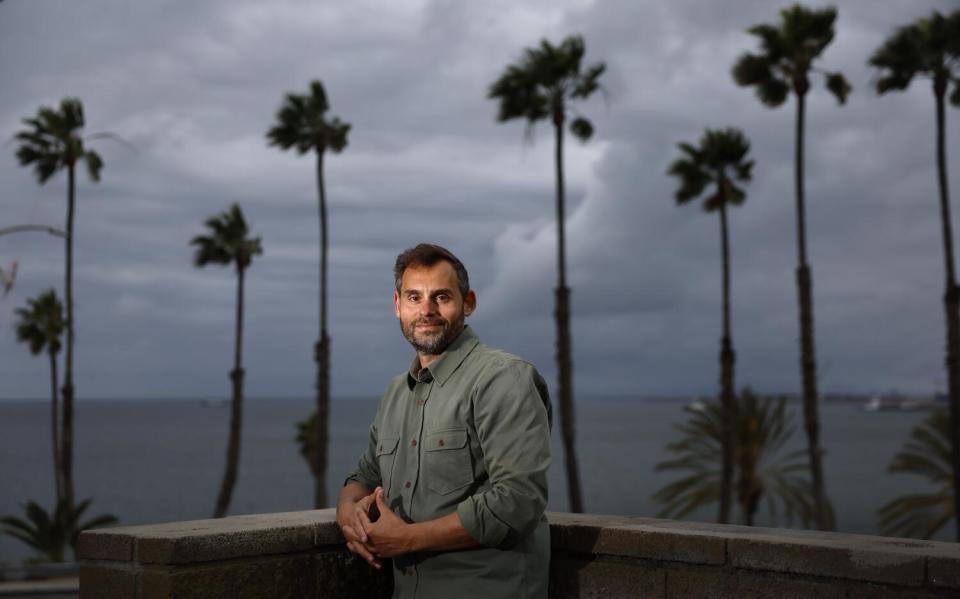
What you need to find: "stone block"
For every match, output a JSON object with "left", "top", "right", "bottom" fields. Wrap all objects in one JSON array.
[
  {"left": 134, "top": 511, "right": 322, "bottom": 564},
  {"left": 140, "top": 569, "right": 173, "bottom": 599},
  {"left": 843, "top": 582, "right": 952, "bottom": 599},
  {"left": 728, "top": 531, "right": 925, "bottom": 586},
  {"left": 315, "top": 518, "right": 346, "bottom": 546},
  {"left": 78, "top": 563, "right": 136, "bottom": 599},
  {"left": 665, "top": 566, "right": 845, "bottom": 599},
  {"left": 549, "top": 556, "right": 664, "bottom": 599},
  {"left": 550, "top": 513, "right": 725, "bottom": 566},
  {"left": 77, "top": 529, "right": 133, "bottom": 562},
  {"left": 314, "top": 551, "right": 393, "bottom": 598},
  {"left": 139, "top": 554, "right": 315, "bottom": 599},
  {"left": 922, "top": 540, "right": 960, "bottom": 589}
]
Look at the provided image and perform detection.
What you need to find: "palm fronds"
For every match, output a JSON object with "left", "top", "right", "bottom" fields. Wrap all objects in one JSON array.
[{"left": 654, "top": 390, "right": 820, "bottom": 527}]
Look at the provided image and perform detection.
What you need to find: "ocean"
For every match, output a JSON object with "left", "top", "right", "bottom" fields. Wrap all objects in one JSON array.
[{"left": 0, "top": 397, "right": 945, "bottom": 563}]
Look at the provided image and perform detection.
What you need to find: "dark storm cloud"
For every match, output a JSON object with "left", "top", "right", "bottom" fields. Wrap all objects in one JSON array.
[{"left": 1, "top": 0, "right": 958, "bottom": 400}]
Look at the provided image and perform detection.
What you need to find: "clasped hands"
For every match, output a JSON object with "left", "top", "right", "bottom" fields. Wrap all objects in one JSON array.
[{"left": 337, "top": 486, "right": 412, "bottom": 569}]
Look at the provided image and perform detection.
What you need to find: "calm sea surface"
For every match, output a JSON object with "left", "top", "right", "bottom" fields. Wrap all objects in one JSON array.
[{"left": 0, "top": 397, "right": 946, "bottom": 562}]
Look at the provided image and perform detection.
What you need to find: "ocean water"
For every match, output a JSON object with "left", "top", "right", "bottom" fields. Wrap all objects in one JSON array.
[{"left": 0, "top": 397, "right": 945, "bottom": 562}]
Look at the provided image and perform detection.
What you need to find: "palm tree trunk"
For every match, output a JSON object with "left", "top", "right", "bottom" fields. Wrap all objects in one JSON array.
[
  {"left": 314, "top": 151, "right": 331, "bottom": 509},
  {"left": 61, "top": 164, "right": 76, "bottom": 514},
  {"left": 718, "top": 203, "right": 736, "bottom": 524},
  {"left": 553, "top": 113, "right": 583, "bottom": 513},
  {"left": 213, "top": 266, "right": 246, "bottom": 518},
  {"left": 794, "top": 88, "right": 830, "bottom": 531},
  {"left": 48, "top": 348, "right": 63, "bottom": 504},
  {"left": 932, "top": 77, "right": 960, "bottom": 542}
]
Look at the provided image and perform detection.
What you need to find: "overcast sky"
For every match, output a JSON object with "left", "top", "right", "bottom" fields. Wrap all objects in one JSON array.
[{"left": 1, "top": 0, "right": 958, "bottom": 401}]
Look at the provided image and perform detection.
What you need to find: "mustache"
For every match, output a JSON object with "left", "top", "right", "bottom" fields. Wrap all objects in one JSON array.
[{"left": 414, "top": 318, "right": 448, "bottom": 327}]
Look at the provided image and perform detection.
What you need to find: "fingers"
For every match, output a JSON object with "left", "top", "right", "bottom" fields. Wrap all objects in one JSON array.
[
  {"left": 352, "top": 510, "right": 369, "bottom": 543},
  {"left": 375, "top": 487, "right": 389, "bottom": 512},
  {"left": 341, "top": 523, "right": 362, "bottom": 544},
  {"left": 358, "top": 507, "right": 372, "bottom": 529},
  {"left": 346, "top": 541, "right": 382, "bottom": 569}
]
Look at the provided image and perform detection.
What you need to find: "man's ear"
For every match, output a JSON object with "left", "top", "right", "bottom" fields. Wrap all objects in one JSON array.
[
  {"left": 394, "top": 290, "right": 401, "bottom": 318},
  {"left": 464, "top": 290, "right": 477, "bottom": 317}
]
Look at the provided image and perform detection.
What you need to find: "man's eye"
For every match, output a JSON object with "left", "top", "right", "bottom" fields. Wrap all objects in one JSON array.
[{"left": 436, "top": 295, "right": 449, "bottom": 302}]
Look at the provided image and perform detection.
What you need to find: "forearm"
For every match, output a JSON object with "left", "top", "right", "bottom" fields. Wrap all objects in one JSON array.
[
  {"left": 337, "top": 482, "right": 373, "bottom": 526},
  {"left": 408, "top": 511, "right": 479, "bottom": 553},
  {"left": 339, "top": 482, "right": 372, "bottom": 506}
]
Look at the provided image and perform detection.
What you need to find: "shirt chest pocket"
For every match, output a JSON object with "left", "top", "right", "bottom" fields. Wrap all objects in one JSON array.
[
  {"left": 423, "top": 428, "right": 473, "bottom": 495},
  {"left": 376, "top": 435, "right": 400, "bottom": 491}
]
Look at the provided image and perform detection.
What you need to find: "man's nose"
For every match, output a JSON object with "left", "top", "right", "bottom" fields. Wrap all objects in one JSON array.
[{"left": 419, "top": 298, "right": 438, "bottom": 315}]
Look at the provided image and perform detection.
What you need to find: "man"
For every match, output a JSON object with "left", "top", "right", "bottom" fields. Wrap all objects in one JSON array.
[{"left": 337, "top": 243, "right": 552, "bottom": 598}]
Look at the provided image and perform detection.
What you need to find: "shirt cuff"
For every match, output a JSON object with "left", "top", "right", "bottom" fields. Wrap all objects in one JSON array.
[
  {"left": 457, "top": 495, "right": 512, "bottom": 548},
  {"left": 343, "top": 473, "right": 378, "bottom": 490}
]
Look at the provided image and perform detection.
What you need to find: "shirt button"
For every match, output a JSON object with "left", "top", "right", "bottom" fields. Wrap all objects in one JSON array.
[
  {"left": 405, "top": 481, "right": 411, "bottom": 488},
  {"left": 438, "top": 439, "right": 445, "bottom": 447},
  {"left": 411, "top": 439, "right": 417, "bottom": 447}
]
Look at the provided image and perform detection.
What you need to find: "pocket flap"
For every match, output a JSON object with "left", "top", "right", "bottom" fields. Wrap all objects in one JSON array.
[
  {"left": 425, "top": 428, "right": 468, "bottom": 451},
  {"left": 376, "top": 436, "right": 399, "bottom": 456}
]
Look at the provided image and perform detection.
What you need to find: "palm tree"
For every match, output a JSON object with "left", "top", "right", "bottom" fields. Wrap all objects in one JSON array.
[
  {"left": 654, "top": 389, "right": 821, "bottom": 528},
  {"left": 878, "top": 410, "right": 953, "bottom": 539},
  {"left": 295, "top": 411, "right": 320, "bottom": 477},
  {"left": 15, "top": 98, "right": 106, "bottom": 514},
  {"left": 870, "top": 9, "right": 960, "bottom": 541},
  {"left": 191, "top": 203, "right": 263, "bottom": 518},
  {"left": 667, "top": 128, "right": 753, "bottom": 524},
  {"left": 1, "top": 498, "right": 117, "bottom": 562},
  {"left": 15, "top": 290, "right": 66, "bottom": 503},
  {"left": 731, "top": 5, "right": 849, "bottom": 531},
  {"left": 267, "top": 80, "right": 350, "bottom": 509},
  {"left": 488, "top": 35, "right": 604, "bottom": 513}
]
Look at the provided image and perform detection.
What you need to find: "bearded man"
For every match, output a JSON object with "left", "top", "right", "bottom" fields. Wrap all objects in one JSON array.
[{"left": 337, "top": 243, "right": 552, "bottom": 599}]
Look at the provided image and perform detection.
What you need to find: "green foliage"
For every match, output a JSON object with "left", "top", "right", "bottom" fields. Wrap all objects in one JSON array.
[
  {"left": 295, "top": 411, "right": 321, "bottom": 477},
  {"left": 488, "top": 34, "right": 604, "bottom": 142},
  {"left": 667, "top": 128, "right": 753, "bottom": 211},
  {"left": 869, "top": 9, "right": 960, "bottom": 99},
  {"left": 732, "top": 4, "right": 850, "bottom": 105},
  {"left": 15, "top": 290, "right": 64, "bottom": 356},
  {"left": 825, "top": 72, "right": 851, "bottom": 104},
  {"left": 878, "top": 410, "right": 954, "bottom": 539},
  {"left": 569, "top": 117, "right": 594, "bottom": 142},
  {"left": 0, "top": 498, "right": 117, "bottom": 562},
  {"left": 654, "top": 389, "right": 822, "bottom": 527},
  {"left": 191, "top": 203, "right": 263, "bottom": 270},
  {"left": 15, "top": 98, "right": 103, "bottom": 185},
  {"left": 266, "top": 80, "right": 351, "bottom": 156}
]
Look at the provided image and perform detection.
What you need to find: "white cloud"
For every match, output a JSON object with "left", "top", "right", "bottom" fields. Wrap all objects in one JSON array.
[{"left": 1, "top": 0, "right": 959, "bottom": 400}]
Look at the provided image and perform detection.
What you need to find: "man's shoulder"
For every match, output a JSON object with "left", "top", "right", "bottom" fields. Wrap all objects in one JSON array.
[{"left": 471, "top": 343, "right": 540, "bottom": 377}]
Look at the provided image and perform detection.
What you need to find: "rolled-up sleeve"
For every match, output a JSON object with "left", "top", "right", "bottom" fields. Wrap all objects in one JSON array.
[
  {"left": 457, "top": 360, "right": 551, "bottom": 548},
  {"left": 344, "top": 418, "right": 381, "bottom": 490}
]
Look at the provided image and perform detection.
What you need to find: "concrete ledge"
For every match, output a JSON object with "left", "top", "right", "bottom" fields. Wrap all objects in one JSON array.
[
  {"left": 78, "top": 510, "right": 960, "bottom": 598},
  {"left": 0, "top": 577, "right": 79, "bottom": 597},
  {"left": 81, "top": 510, "right": 326, "bottom": 565}
]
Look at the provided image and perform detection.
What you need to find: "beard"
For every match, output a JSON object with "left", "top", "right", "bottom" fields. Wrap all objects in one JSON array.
[{"left": 400, "top": 311, "right": 465, "bottom": 355}]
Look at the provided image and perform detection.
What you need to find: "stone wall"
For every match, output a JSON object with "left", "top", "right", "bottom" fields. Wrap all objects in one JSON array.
[{"left": 78, "top": 510, "right": 960, "bottom": 598}]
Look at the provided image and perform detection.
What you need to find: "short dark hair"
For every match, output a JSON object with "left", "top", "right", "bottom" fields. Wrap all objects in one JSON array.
[{"left": 394, "top": 243, "right": 470, "bottom": 298}]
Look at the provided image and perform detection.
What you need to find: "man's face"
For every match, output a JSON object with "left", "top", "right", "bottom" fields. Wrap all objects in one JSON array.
[{"left": 394, "top": 261, "right": 476, "bottom": 356}]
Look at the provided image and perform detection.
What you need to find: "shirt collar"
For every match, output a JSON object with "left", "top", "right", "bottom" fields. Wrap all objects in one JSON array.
[{"left": 406, "top": 325, "right": 480, "bottom": 389}]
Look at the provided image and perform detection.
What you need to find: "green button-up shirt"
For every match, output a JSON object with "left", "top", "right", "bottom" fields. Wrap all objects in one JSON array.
[{"left": 346, "top": 326, "right": 552, "bottom": 599}]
